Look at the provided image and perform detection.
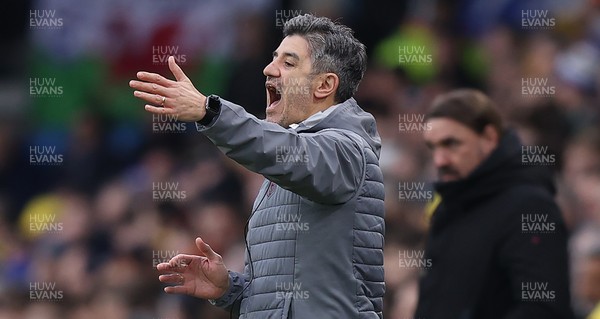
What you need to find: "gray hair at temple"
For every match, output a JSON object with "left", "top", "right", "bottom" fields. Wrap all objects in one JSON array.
[{"left": 283, "top": 14, "right": 367, "bottom": 103}]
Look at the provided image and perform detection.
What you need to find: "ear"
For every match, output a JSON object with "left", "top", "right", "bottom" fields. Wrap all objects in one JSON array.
[
  {"left": 480, "top": 124, "right": 499, "bottom": 154},
  {"left": 314, "top": 73, "right": 339, "bottom": 100}
]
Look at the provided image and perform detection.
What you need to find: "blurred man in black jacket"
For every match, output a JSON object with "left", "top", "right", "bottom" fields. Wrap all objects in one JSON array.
[{"left": 415, "top": 89, "right": 574, "bottom": 319}]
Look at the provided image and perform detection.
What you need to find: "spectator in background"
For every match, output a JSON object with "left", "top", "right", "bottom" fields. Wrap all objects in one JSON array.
[
  {"left": 579, "top": 250, "right": 600, "bottom": 319},
  {"left": 562, "top": 127, "right": 600, "bottom": 318},
  {"left": 562, "top": 127, "right": 600, "bottom": 227},
  {"left": 130, "top": 14, "right": 385, "bottom": 319},
  {"left": 570, "top": 225, "right": 600, "bottom": 319},
  {"left": 415, "top": 89, "right": 574, "bottom": 319}
]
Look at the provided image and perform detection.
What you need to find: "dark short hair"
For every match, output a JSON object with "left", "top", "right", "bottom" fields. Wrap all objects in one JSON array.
[
  {"left": 426, "top": 89, "right": 504, "bottom": 135},
  {"left": 283, "top": 14, "right": 367, "bottom": 103}
]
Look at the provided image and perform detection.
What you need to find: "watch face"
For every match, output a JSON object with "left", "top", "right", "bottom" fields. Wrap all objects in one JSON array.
[
  {"left": 207, "top": 95, "right": 220, "bottom": 112},
  {"left": 198, "top": 96, "right": 220, "bottom": 126}
]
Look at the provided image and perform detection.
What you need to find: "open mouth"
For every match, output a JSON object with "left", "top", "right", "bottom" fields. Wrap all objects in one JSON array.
[{"left": 266, "top": 83, "right": 282, "bottom": 109}]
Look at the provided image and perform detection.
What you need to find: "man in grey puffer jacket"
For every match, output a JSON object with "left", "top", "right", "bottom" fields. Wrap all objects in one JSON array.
[{"left": 130, "top": 14, "right": 385, "bottom": 319}]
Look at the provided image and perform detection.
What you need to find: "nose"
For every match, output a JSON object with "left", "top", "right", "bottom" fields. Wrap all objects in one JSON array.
[
  {"left": 263, "top": 60, "right": 280, "bottom": 78},
  {"left": 432, "top": 150, "right": 450, "bottom": 169}
]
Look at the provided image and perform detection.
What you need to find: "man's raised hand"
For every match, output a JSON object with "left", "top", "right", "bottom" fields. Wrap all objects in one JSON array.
[
  {"left": 157, "top": 237, "right": 230, "bottom": 300},
  {"left": 129, "top": 56, "right": 207, "bottom": 122}
]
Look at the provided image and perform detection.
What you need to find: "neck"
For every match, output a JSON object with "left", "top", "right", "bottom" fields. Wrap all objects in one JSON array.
[{"left": 307, "top": 95, "right": 338, "bottom": 118}]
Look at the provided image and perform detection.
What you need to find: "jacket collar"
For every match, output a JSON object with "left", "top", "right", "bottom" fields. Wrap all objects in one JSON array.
[{"left": 289, "top": 103, "right": 342, "bottom": 131}]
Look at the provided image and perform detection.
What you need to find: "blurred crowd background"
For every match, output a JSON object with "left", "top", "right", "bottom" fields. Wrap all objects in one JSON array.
[{"left": 1, "top": 0, "right": 600, "bottom": 318}]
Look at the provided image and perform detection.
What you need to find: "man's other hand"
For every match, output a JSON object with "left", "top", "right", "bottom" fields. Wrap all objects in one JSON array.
[{"left": 157, "top": 237, "right": 230, "bottom": 300}]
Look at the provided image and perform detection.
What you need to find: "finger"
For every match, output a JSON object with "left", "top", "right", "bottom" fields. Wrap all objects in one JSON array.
[
  {"left": 133, "top": 90, "right": 168, "bottom": 106},
  {"left": 168, "top": 56, "right": 190, "bottom": 82},
  {"left": 156, "top": 262, "right": 172, "bottom": 271},
  {"left": 129, "top": 80, "right": 170, "bottom": 96},
  {"left": 145, "top": 105, "right": 177, "bottom": 115},
  {"left": 196, "top": 237, "right": 221, "bottom": 262},
  {"left": 157, "top": 261, "right": 184, "bottom": 272},
  {"left": 168, "top": 254, "right": 200, "bottom": 269},
  {"left": 159, "top": 273, "right": 184, "bottom": 284},
  {"left": 137, "top": 71, "right": 176, "bottom": 87},
  {"left": 164, "top": 285, "right": 192, "bottom": 295}
]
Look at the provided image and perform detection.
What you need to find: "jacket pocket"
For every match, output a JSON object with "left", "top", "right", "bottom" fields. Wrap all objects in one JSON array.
[{"left": 281, "top": 291, "right": 293, "bottom": 319}]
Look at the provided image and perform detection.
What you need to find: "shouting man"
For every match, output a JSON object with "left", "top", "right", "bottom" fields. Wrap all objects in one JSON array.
[{"left": 129, "top": 14, "right": 385, "bottom": 319}]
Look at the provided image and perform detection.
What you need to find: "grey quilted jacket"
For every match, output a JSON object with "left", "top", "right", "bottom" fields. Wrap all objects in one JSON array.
[{"left": 197, "top": 97, "right": 385, "bottom": 319}]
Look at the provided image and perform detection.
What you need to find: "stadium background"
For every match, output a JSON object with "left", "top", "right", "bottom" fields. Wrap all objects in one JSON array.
[{"left": 1, "top": 0, "right": 600, "bottom": 318}]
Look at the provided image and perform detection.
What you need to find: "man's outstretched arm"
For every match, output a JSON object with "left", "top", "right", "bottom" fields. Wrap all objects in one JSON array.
[{"left": 130, "top": 56, "right": 365, "bottom": 205}]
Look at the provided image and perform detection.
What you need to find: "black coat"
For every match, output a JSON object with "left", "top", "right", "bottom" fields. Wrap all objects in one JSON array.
[{"left": 415, "top": 131, "right": 574, "bottom": 319}]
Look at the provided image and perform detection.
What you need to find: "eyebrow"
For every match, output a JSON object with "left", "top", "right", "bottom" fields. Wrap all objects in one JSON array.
[
  {"left": 439, "top": 137, "right": 460, "bottom": 146},
  {"left": 425, "top": 137, "right": 460, "bottom": 149},
  {"left": 272, "top": 51, "right": 300, "bottom": 61}
]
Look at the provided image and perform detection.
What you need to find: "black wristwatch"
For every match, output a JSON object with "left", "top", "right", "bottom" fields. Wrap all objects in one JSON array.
[{"left": 197, "top": 94, "right": 221, "bottom": 126}]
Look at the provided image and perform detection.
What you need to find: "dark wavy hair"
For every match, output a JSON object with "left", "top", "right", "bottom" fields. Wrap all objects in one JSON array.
[{"left": 283, "top": 14, "right": 367, "bottom": 103}]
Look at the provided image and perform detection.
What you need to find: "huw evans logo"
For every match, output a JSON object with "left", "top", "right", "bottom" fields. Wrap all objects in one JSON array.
[
  {"left": 30, "top": 10, "right": 63, "bottom": 29},
  {"left": 521, "top": 145, "right": 555, "bottom": 166},
  {"left": 30, "top": 146, "right": 63, "bottom": 166},
  {"left": 276, "top": 213, "right": 309, "bottom": 231},
  {"left": 398, "top": 114, "right": 432, "bottom": 132},
  {"left": 276, "top": 146, "right": 309, "bottom": 165},
  {"left": 30, "top": 78, "right": 63, "bottom": 98},
  {"left": 275, "top": 78, "right": 310, "bottom": 95},
  {"left": 152, "top": 250, "right": 180, "bottom": 268},
  {"left": 275, "top": 282, "right": 309, "bottom": 300},
  {"left": 398, "top": 182, "right": 433, "bottom": 202},
  {"left": 521, "top": 281, "right": 555, "bottom": 302},
  {"left": 398, "top": 46, "right": 432, "bottom": 64},
  {"left": 275, "top": 10, "right": 303, "bottom": 28},
  {"left": 521, "top": 214, "right": 555, "bottom": 234},
  {"left": 29, "top": 214, "right": 63, "bottom": 234},
  {"left": 30, "top": 282, "right": 63, "bottom": 301},
  {"left": 152, "top": 46, "right": 187, "bottom": 66},
  {"left": 152, "top": 114, "right": 187, "bottom": 133},
  {"left": 399, "top": 249, "right": 432, "bottom": 269},
  {"left": 521, "top": 10, "right": 555, "bottom": 30},
  {"left": 152, "top": 182, "right": 187, "bottom": 201},
  {"left": 521, "top": 78, "right": 555, "bottom": 97}
]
